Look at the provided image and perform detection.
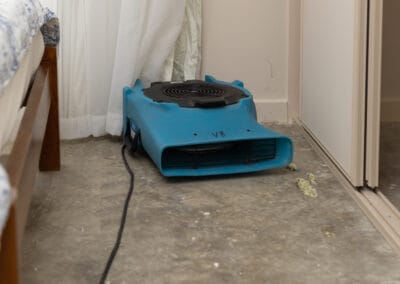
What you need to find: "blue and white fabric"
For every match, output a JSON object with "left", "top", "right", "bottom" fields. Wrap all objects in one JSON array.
[
  {"left": 0, "top": 164, "right": 11, "bottom": 234},
  {"left": 41, "top": 17, "right": 59, "bottom": 46},
  {"left": 0, "top": 0, "right": 53, "bottom": 91}
]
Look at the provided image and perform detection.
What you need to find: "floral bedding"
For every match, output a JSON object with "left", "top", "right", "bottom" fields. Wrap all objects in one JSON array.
[
  {"left": 0, "top": 0, "right": 55, "bottom": 91},
  {"left": 0, "top": 164, "right": 11, "bottom": 234},
  {"left": 0, "top": 0, "right": 58, "bottom": 234}
]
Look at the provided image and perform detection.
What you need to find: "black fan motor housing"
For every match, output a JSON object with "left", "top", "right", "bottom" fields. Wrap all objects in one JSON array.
[{"left": 143, "top": 80, "right": 248, "bottom": 108}]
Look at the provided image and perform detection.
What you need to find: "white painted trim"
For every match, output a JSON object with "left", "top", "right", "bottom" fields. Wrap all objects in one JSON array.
[
  {"left": 365, "top": 0, "right": 383, "bottom": 188},
  {"left": 255, "top": 99, "right": 288, "bottom": 123},
  {"left": 350, "top": 0, "right": 368, "bottom": 186}
]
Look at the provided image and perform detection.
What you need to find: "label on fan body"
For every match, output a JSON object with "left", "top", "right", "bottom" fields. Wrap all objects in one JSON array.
[{"left": 211, "top": 131, "right": 226, "bottom": 138}]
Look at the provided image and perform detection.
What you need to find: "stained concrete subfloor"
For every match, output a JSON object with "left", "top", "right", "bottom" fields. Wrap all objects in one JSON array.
[
  {"left": 22, "top": 124, "right": 400, "bottom": 284},
  {"left": 380, "top": 122, "right": 400, "bottom": 210}
]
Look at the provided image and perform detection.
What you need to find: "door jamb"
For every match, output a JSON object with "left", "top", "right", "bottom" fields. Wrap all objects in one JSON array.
[{"left": 365, "top": 0, "right": 383, "bottom": 189}]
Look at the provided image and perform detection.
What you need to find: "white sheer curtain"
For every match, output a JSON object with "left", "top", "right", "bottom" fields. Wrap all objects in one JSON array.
[
  {"left": 106, "top": 1, "right": 186, "bottom": 136},
  {"left": 57, "top": 0, "right": 119, "bottom": 138},
  {"left": 41, "top": 0, "right": 201, "bottom": 139}
]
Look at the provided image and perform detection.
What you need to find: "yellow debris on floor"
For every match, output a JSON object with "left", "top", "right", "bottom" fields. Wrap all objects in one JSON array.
[
  {"left": 324, "top": 231, "right": 336, "bottom": 238},
  {"left": 296, "top": 178, "right": 318, "bottom": 198},
  {"left": 287, "top": 162, "right": 298, "bottom": 171},
  {"left": 306, "top": 173, "right": 317, "bottom": 185}
]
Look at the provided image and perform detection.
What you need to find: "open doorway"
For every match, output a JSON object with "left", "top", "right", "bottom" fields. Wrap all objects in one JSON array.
[{"left": 379, "top": 0, "right": 400, "bottom": 209}]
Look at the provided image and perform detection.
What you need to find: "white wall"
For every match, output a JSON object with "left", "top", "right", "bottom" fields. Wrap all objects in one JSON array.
[{"left": 201, "top": 0, "right": 290, "bottom": 122}]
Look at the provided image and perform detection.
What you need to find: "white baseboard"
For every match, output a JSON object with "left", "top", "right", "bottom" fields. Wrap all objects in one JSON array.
[
  {"left": 381, "top": 98, "right": 400, "bottom": 122},
  {"left": 254, "top": 99, "right": 288, "bottom": 123}
]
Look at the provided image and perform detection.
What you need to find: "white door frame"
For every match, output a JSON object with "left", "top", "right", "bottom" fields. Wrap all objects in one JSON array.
[
  {"left": 365, "top": 0, "right": 383, "bottom": 189},
  {"left": 352, "top": 0, "right": 370, "bottom": 186}
]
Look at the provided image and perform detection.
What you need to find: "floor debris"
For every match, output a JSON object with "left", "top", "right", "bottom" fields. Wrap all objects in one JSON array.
[
  {"left": 324, "top": 231, "right": 336, "bottom": 238},
  {"left": 287, "top": 162, "right": 298, "bottom": 171},
  {"left": 213, "top": 262, "right": 220, "bottom": 268},
  {"left": 296, "top": 178, "right": 318, "bottom": 198},
  {"left": 306, "top": 173, "right": 317, "bottom": 185}
]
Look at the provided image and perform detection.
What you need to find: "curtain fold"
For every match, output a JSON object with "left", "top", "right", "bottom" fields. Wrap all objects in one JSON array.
[
  {"left": 44, "top": 0, "right": 201, "bottom": 139},
  {"left": 162, "top": 0, "right": 202, "bottom": 82}
]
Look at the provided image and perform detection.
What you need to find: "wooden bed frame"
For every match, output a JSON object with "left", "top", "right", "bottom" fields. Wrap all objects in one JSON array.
[{"left": 0, "top": 44, "right": 60, "bottom": 283}]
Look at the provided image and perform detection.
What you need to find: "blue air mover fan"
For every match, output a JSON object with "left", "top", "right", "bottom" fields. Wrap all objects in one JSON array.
[{"left": 122, "top": 75, "right": 293, "bottom": 177}]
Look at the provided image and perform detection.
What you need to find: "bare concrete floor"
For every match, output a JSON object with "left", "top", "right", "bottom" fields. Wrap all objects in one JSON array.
[
  {"left": 22, "top": 125, "right": 400, "bottom": 284},
  {"left": 380, "top": 122, "right": 400, "bottom": 209}
]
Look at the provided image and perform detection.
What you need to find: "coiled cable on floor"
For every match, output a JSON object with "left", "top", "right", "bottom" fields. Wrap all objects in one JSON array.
[{"left": 99, "top": 130, "right": 140, "bottom": 284}]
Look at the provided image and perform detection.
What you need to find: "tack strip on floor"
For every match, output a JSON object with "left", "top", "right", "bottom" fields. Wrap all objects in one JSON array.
[{"left": 296, "top": 121, "right": 400, "bottom": 255}]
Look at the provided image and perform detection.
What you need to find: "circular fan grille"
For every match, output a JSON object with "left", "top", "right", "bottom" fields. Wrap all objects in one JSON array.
[{"left": 163, "top": 84, "right": 225, "bottom": 98}]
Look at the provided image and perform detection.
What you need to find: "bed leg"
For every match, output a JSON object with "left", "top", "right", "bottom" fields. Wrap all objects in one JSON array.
[
  {"left": 40, "top": 46, "right": 60, "bottom": 172},
  {"left": 0, "top": 207, "right": 19, "bottom": 284}
]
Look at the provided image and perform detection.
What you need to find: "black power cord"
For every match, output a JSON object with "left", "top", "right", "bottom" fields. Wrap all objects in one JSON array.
[{"left": 99, "top": 130, "right": 140, "bottom": 284}]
